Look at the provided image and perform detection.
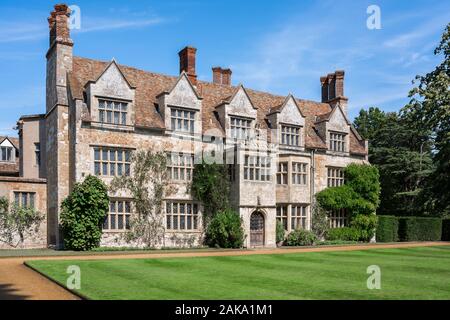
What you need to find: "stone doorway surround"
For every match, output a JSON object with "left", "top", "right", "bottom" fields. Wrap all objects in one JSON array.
[{"left": 250, "top": 211, "right": 265, "bottom": 247}]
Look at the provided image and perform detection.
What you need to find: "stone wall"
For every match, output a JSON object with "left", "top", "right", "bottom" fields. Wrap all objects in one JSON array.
[{"left": 0, "top": 177, "right": 47, "bottom": 249}]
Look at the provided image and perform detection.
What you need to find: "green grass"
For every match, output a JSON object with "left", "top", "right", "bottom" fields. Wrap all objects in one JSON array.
[
  {"left": 27, "top": 246, "right": 450, "bottom": 300},
  {"left": 0, "top": 247, "right": 231, "bottom": 258}
]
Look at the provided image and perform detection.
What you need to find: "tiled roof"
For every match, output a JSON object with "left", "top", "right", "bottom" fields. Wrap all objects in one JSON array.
[{"left": 70, "top": 56, "right": 366, "bottom": 154}]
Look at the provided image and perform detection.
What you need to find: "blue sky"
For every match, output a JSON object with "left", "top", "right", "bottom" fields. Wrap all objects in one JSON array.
[{"left": 0, "top": 0, "right": 449, "bottom": 136}]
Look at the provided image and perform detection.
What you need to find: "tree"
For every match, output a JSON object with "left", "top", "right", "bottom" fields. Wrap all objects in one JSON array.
[
  {"left": 0, "top": 197, "right": 44, "bottom": 248},
  {"left": 110, "top": 149, "right": 175, "bottom": 248},
  {"left": 402, "top": 23, "right": 450, "bottom": 216},
  {"left": 61, "top": 175, "right": 109, "bottom": 251},
  {"left": 354, "top": 108, "right": 433, "bottom": 216}
]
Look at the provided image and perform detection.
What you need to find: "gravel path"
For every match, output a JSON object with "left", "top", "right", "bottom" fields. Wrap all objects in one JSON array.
[{"left": 1, "top": 241, "right": 449, "bottom": 300}]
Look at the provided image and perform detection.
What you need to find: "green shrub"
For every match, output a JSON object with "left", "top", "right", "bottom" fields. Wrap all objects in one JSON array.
[
  {"left": 61, "top": 175, "right": 110, "bottom": 251},
  {"left": 443, "top": 219, "right": 450, "bottom": 241},
  {"left": 326, "top": 227, "right": 360, "bottom": 242},
  {"left": 350, "top": 214, "right": 378, "bottom": 242},
  {"left": 318, "top": 240, "right": 358, "bottom": 246},
  {"left": 376, "top": 216, "right": 399, "bottom": 242},
  {"left": 285, "top": 229, "right": 317, "bottom": 246},
  {"left": 204, "top": 209, "right": 244, "bottom": 248},
  {"left": 398, "top": 217, "right": 442, "bottom": 241},
  {"left": 276, "top": 221, "right": 285, "bottom": 244}
]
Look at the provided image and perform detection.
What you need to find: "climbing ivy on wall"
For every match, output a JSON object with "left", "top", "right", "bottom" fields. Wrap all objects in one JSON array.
[
  {"left": 316, "top": 163, "right": 381, "bottom": 217},
  {"left": 190, "top": 160, "right": 230, "bottom": 225}
]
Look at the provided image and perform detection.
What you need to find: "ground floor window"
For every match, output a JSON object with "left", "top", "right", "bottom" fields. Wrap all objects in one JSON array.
[
  {"left": 329, "top": 209, "right": 348, "bottom": 228},
  {"left": 276, "top": 205, "right": 288, "bottom": 230},
  {"left": 103, "top": 200, "right": 131, "bottom": 231},
  {"left": 291, "top": 205, "right": 308, "bottom": 230},
  {"left": 277, "top": 204, "right": 309, "bottom": 232},
  {"left": 166, "top": 201, "right": 199, "bottom": 231},
  {"left": 13, "top": 192, "right": 35, "bottom": 209}
]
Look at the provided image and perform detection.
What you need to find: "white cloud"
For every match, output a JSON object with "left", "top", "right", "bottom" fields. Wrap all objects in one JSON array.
[
  {"left": 0, "top": 15, "right": 166, "bottom": 43},
  {"left": 73, "top": 17, "right": 165, "bottom": 34},
  {"left": 0, "top": 22, "right": 46, "bottom": 43},
  {"left": 383, "top": 14, "right": 449, "bottom": 49}
]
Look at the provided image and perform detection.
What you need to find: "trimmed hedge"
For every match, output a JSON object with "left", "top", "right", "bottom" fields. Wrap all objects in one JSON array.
[
  {"left": 376, "top": 216, "right": 399, "bottom": 242},
  {"left": 326, "top": 227, "right": 360, "bottom": 242},
  {"left": 398, "top": 217, "right": 442, "bottom": 242},
  {"left": 442, "top": 219, "right": 450, "bottom": 241}
]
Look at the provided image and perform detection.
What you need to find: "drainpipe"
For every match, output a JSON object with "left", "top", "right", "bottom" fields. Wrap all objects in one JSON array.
[{"left": 310, "top": 149, "right": 316, "bottom": 230}]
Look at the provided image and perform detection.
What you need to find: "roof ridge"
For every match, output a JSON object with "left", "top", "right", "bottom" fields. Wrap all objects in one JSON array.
[{"left": 73, "top": 56, "right": 329, "bottom": 107}]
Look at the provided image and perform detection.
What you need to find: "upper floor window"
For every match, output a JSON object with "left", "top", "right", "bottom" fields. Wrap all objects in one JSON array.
[
  {"left": 35, "top": 143, "right": 41, "bottom": 166},
  {"left": 0, "top": 146, "right": 13, "bottom": 162},
  {"left": 230, "top": 117, "right": 252, "bottom": 140},
  {"left": 277, "top": 162, "right": 288, "bottom": 185},
  {"left": 329, "top": 132, "right": 346, "bottom": 152},
  {"left": 103, "top": 199, "right": 131, "bottom": 231},
  {"left": 244, "top": 155, "right": 271, "bottom": 182},
  {"left": 166, "top": 201, "right": 199, "bottom": 231},
  {"left": 281, "top": 125, "right": 300, "bottom": 146},
  {"left": 171, "top": 108, "right": 195, "bottom": 133},
  {"left": 94, "top": 147, "right": 131, "bottom": 177},
  {"left": 292, "top": 162, "right": 307, "bottom": 185},
  {"left": 98, "top": 99, "right": 128, "bottom": 125},
  {"left": 167, "top": 153, "right": 194, "bottom": 181},
  {"left": 14, "top": 192, "right": 35, "bottom": 209},
  {"left": 327, "top": 167, "right": 344, "bottom": 187}
]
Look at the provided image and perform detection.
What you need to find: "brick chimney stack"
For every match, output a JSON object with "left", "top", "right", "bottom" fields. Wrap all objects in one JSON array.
[
  {"left": 179, "top": 46, "right": 197, "bottom": 85},
  {"left": 320, "top": 70, "right": 345, "bottom": 102},
  {"left": 212, "top": 67, "right": 232, "bottom": 86},
  {"left": 327, "top": 73, "right": 336, "bottom": 101},
  {"left": 334, "top": 70, "right": 345, "bottom": 97},
  {"left": 212, "top": 67, "right": 222, "bottom": 84},
  {"left": 48, "top": 4, "right": 73, "bottom": 48},
  {"left": 320, "top": 76, "right": 328, "bottom": 102},
  {"left": 222, "top": 68, "right": 232, "bottom": 86},
  {"left": 320, "top": 70, "right": 348, "bottom": 116}
]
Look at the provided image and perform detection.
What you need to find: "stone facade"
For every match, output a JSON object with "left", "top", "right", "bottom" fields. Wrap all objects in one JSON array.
[
  {"left": 0, "top": 177, "right": 47, "bottom": 249},
  {"left": 0, "top": 4, "right": 369, "bottom": 249}
]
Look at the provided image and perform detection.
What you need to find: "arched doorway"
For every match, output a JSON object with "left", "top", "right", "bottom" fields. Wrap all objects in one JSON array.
[{"left": 250, "top": 211, "right": 265, "bottom": 247}]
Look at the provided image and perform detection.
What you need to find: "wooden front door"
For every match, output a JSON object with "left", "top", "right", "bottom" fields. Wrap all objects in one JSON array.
[{"left": 250, "top": 212, "right": 265, "bottom": 247}]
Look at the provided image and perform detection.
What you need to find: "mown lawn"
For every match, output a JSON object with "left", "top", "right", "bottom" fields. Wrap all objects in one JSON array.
[{"left": 27, "top": 246, "right": 450, "bottom": 300}]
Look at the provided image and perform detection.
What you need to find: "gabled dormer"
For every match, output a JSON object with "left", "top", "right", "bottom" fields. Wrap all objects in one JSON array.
[
  {"left": 267, "top": 94, "right": 305, "bottom": 148},
  {"left": 157, "top": 72, "right": 203, "bottom": 136},
  {"left": 215, "top": 85, "right": 258, "bottom": 141},
  {"left": 0, "top": 137, "right": 18, "bottom": 163},
  {"left": 315, "top": 104, "right": 351, "bottom": 153},
  {"left": 85, "top": 60, "right": 136, "bottom": 129}
]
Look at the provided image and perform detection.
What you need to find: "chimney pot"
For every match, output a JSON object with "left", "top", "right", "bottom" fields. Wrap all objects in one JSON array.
[{"left": 179, "top": 46, "right": 197, "bottom": 85}]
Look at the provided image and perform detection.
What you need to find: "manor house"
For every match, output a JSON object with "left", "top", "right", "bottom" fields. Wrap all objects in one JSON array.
[{"left": 0, "top": 4, "right": 368, "bottom": 249}]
